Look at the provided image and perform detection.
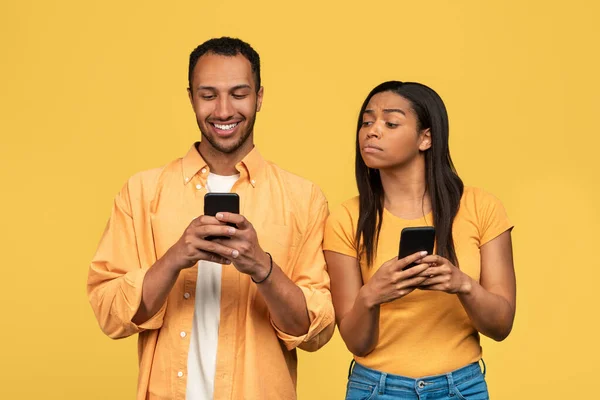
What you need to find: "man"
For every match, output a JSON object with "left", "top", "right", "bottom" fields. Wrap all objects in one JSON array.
[{"left": 88, "top": 37, "right": 335, "bottom": 400}]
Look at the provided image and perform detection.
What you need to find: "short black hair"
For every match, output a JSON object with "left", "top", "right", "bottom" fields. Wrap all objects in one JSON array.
[{"left": 188, "top": 37, "right": 261, "bottom": 92}]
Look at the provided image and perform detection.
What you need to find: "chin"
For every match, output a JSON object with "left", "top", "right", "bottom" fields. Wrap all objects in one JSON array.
[
  {"left": 204, "top": 131, "right": 251, "bottom": 155},
  {"left": 366, "top": 163, "right": 386, "bottom": 170},
  {"left": 212, "top": 140, "right": 242, "bottom": 154},
  {"left": 361, "top": 156, "right": 385, "bottom": 170}
]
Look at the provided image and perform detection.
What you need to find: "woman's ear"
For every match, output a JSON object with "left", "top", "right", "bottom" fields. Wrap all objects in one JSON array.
[{"left": 419, "top": 128, "right": 432, "bottom": 151}]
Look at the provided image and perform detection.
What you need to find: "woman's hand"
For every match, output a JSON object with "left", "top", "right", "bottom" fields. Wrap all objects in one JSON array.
[
  {"left": 362, "top": 251, "right": 431, "bottom": 308},
  {"left": 415, "top": 255, "right": 473, "bottom": 294}
]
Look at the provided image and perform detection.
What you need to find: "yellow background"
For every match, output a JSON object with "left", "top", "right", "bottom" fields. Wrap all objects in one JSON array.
[{"left": 1, "top": 0, "right": 599, "bottom": 398}]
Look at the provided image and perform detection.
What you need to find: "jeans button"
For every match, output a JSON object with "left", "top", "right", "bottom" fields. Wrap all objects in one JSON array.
[{"left": 418, "top": 381, "right": 425, "bottom": 389}]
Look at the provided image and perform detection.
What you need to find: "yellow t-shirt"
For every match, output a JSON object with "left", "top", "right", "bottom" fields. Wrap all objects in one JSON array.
[{"left": 324, "top": 186, "right": 513, "bottom": 377}]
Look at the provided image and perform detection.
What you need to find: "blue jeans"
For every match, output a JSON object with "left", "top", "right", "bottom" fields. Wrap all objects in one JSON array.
[{"left": 346, "top": 360, "right": 489, "bottom": 400}]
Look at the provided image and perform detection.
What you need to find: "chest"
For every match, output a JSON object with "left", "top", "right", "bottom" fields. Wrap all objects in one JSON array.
[
  {"left": 361, "top": 216, "right": 483, "bottom": 283},
  {"left": 147, "top": 182, "right": 300, "bottom": 271}
]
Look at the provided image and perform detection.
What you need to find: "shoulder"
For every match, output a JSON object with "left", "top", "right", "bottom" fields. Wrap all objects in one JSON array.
[
  {"left": 327, "top": 196, "right": 360, "bottom": 229},
  {"left": 331, "top": 196, "right": 360, "bottom": 219},
  {"left": 265, "top": 162, "right": 327, "bottom": 208},
  {"left": 460, "top": 186, "right": 505, "bottom": 211},
  {"left": 117, "top": 157, "right": 182, "bottom": 207}
]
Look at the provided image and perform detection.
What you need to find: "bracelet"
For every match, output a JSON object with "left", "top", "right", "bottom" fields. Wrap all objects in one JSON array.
[{"left": 252, "top": 252, "right": 273, "bottom": 284}]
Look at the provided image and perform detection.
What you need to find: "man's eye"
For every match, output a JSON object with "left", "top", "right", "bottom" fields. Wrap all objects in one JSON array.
[
  {"left": 201, "top": 95, "right": 216, "bottom": 100},
  {"left": 232, "top": 94, "right": 248, "bottom": 99}
]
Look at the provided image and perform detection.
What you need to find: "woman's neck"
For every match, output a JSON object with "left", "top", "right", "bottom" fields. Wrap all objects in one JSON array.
[{"left": 379, "top": 158, "right": 431, "bottom": 220}]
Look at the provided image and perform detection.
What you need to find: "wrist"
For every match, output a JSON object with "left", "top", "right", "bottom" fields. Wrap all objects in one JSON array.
[
  {"left": 358, "top": 284, "right": 378, "bottom": 310},
  {"left": 162, "top": 247, "right": 189, "bottom": 274},
  {"left": 250, "top": 251, "right": 272, "bottom": 283},
  {"left": 458, "top": 273, "right": 474, "bottom": 295}
]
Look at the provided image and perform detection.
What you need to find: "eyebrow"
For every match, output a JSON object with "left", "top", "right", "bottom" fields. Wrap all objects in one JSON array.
[
  {"left": 197, "top": 84, "right": 252, "bottom": 92},
  {"left": 364, "top": 108, "right": 406, "bottom": 116}
]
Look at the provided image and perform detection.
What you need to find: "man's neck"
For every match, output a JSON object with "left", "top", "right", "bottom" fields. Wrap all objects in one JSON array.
[{"left": 197, "top": 140, "right": 254, "bottom": 176}]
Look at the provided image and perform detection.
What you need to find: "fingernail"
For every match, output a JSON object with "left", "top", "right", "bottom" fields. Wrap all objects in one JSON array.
[
  {"left": 225, "top": 260, "right": 231, "bottom": 265},
  {"left": 228, "top": 227, "right": 235, "bottom": 235},
  {"left": 420, "top": 251, "right": 428, "bottom": 256},
  {"left": 216, "top": 213, "right": 224, "bottom": 219},
  {"left": 232, "top": 250, "right": 239, "bottom": 258}
]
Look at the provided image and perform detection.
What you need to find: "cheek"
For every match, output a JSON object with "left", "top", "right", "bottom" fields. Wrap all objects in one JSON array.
[
  {"left": 194, "top": 103, "right": 211, "bottom": 120},
  {"left": 237, "top": 98, "right": 257, "bottom": 116},
  {"left": 390, "top": 130, "right": 418, "bottom": 150},
  {"left": 373, "top": 132, "right": 418, "bottom": 165},
  {"left": 358, "top": 128, "right": 368, "bottom": 143}
]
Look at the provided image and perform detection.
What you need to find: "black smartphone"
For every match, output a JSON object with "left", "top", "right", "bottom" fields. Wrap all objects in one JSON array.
[
  {"left": 203, "top": 193, "right": 240, "bottom": 240},
  {"left": 398, "top": 226, "right": 435, "bottom": 269}
]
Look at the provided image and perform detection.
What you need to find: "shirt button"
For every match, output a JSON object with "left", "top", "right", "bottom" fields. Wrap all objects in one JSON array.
[
  {"left": 184, "top": 177, "right": 190, "bottom": 182},
  {"left": 201, "top": 168, "right": 207, "bottom": 174},
  {"left": 183, "top": 292, "right": 191, "bottom": 299},
  {"left": 251, "top": 179, "right": 256, "bottom": 185},
  {"left": 196, "top": 184, "right": 202, "bottom": 190},
  {"left": 177, "top": 371, "right": 184, "bottom": 378},
  {"left": 180, "top": 331, "right": 187, "bottom": 338}
]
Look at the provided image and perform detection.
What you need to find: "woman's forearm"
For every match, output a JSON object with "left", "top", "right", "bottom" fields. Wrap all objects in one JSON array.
[{"left": 458, "top": 276, "right": 515, "bottom": 341}]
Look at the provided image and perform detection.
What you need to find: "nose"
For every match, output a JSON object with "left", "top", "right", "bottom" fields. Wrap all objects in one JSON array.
[
  {"left": 213, "top": 96, "right": 235, "bottom": 120},
  {"left": 366, "top": 122, "right": 382, "bottom": 139}
]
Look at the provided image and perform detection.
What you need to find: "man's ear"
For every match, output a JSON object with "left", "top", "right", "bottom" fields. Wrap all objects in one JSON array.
[
  {"left": 187, "top": 87, "right": 193, "bottom": 106},
  {"left": 256, "top": 86, "right": 264, "bottom": 112}
]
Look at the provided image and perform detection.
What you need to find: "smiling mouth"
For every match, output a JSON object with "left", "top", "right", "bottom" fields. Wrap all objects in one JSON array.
[
  {"left": 212, "top": 122, "right": 239, "bottom": 130},
  {"left": 210, "top": 122, "right": 240, "bottom": 136}
]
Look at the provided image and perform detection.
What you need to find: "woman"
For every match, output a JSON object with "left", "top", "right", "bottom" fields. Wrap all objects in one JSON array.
[{"left": 324, "top": 81, "right": 515, "bottom": 400}]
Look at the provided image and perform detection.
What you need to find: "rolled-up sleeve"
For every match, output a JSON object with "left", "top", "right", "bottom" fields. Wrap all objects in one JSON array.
[
  {"left": 87, "top": 180, "right": 166, "bottom": 339},
  {"left": 272, "top": 186, "right": 335, "bottom": 352}
]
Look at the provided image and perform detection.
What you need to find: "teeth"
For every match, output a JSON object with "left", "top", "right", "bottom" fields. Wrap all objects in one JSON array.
[{"left": 214, "top": 123, "right": 238, "bottom": 130}]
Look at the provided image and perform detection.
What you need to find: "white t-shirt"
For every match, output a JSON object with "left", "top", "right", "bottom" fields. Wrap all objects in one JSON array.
[{"left": 186, "top": 172, "right": 239, "bottom": 400}]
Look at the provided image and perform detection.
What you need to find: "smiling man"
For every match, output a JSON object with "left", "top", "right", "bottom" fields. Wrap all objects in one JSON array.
[{"left": 87, "top": 37, "right": 335, "bottom": 400}]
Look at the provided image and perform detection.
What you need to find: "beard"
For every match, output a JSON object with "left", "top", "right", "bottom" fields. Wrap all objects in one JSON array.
[{"left": 199, "top": 112, "right": 257, "bottom": 155}]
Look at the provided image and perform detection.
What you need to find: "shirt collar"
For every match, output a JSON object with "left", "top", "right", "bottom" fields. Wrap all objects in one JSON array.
[{"left": 181, "top": 142, "right": 266, "bottom": 187}]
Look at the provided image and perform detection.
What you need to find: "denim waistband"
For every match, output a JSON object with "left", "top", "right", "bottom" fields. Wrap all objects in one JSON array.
[{"left": 349, "top": 360, "right": 486, "bottom": 395}]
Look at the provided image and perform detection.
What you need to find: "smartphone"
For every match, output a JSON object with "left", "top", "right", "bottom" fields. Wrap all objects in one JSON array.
[
  {"left": 398, "top": 226, "right": 435, "bottom": 270},
  {"left": 203, "top": 193, "right": 240, "bottom": 240}
]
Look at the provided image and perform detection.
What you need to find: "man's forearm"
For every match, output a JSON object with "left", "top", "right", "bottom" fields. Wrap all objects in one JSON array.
[
  {"left": 131, "top": 254, "right": 181, "bottom": 325},
  {"left": 254, "top": 260, "right": 310, "bottom": 337}
]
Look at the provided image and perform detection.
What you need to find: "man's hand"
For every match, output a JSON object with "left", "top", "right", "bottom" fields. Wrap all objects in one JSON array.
[
  {"left": 213, "top": 212, "right": 271, "bottom": 282},
  {"left": 163, "top": 215, "right": 238, "bottom": 271}
]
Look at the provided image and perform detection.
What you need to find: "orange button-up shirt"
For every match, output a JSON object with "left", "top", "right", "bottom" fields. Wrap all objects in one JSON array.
[{"left": 87, "top": 143, "right": 335, "bottom": 400}]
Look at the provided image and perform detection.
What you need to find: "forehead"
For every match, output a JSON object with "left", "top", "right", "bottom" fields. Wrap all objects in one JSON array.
[
  {"left": 366, "top": 91, "right": 412, "bottom": 112},
  {"left": 191, "top": 53, "right": 254, "bottom": 89}
]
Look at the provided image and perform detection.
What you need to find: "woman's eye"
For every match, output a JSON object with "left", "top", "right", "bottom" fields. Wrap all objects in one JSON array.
[
  {"left": 386, "top": 122, "right": 399, "bottom": 128},
  {"left": 362, "top": 121, "right": 373, "bottom": 127}
]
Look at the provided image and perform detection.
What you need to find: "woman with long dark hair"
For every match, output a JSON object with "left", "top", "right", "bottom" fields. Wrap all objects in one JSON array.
[{"left": 324, "top": 81, "right": 515, "bottom": 400}]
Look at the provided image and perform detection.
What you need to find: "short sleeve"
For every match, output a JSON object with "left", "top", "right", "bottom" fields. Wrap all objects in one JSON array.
[
  {"left": 323, "top": 201, "right": 358, "bottom": 258},
  {"left": 477, "top": 189, "right": 514, "bottom": 246}
]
